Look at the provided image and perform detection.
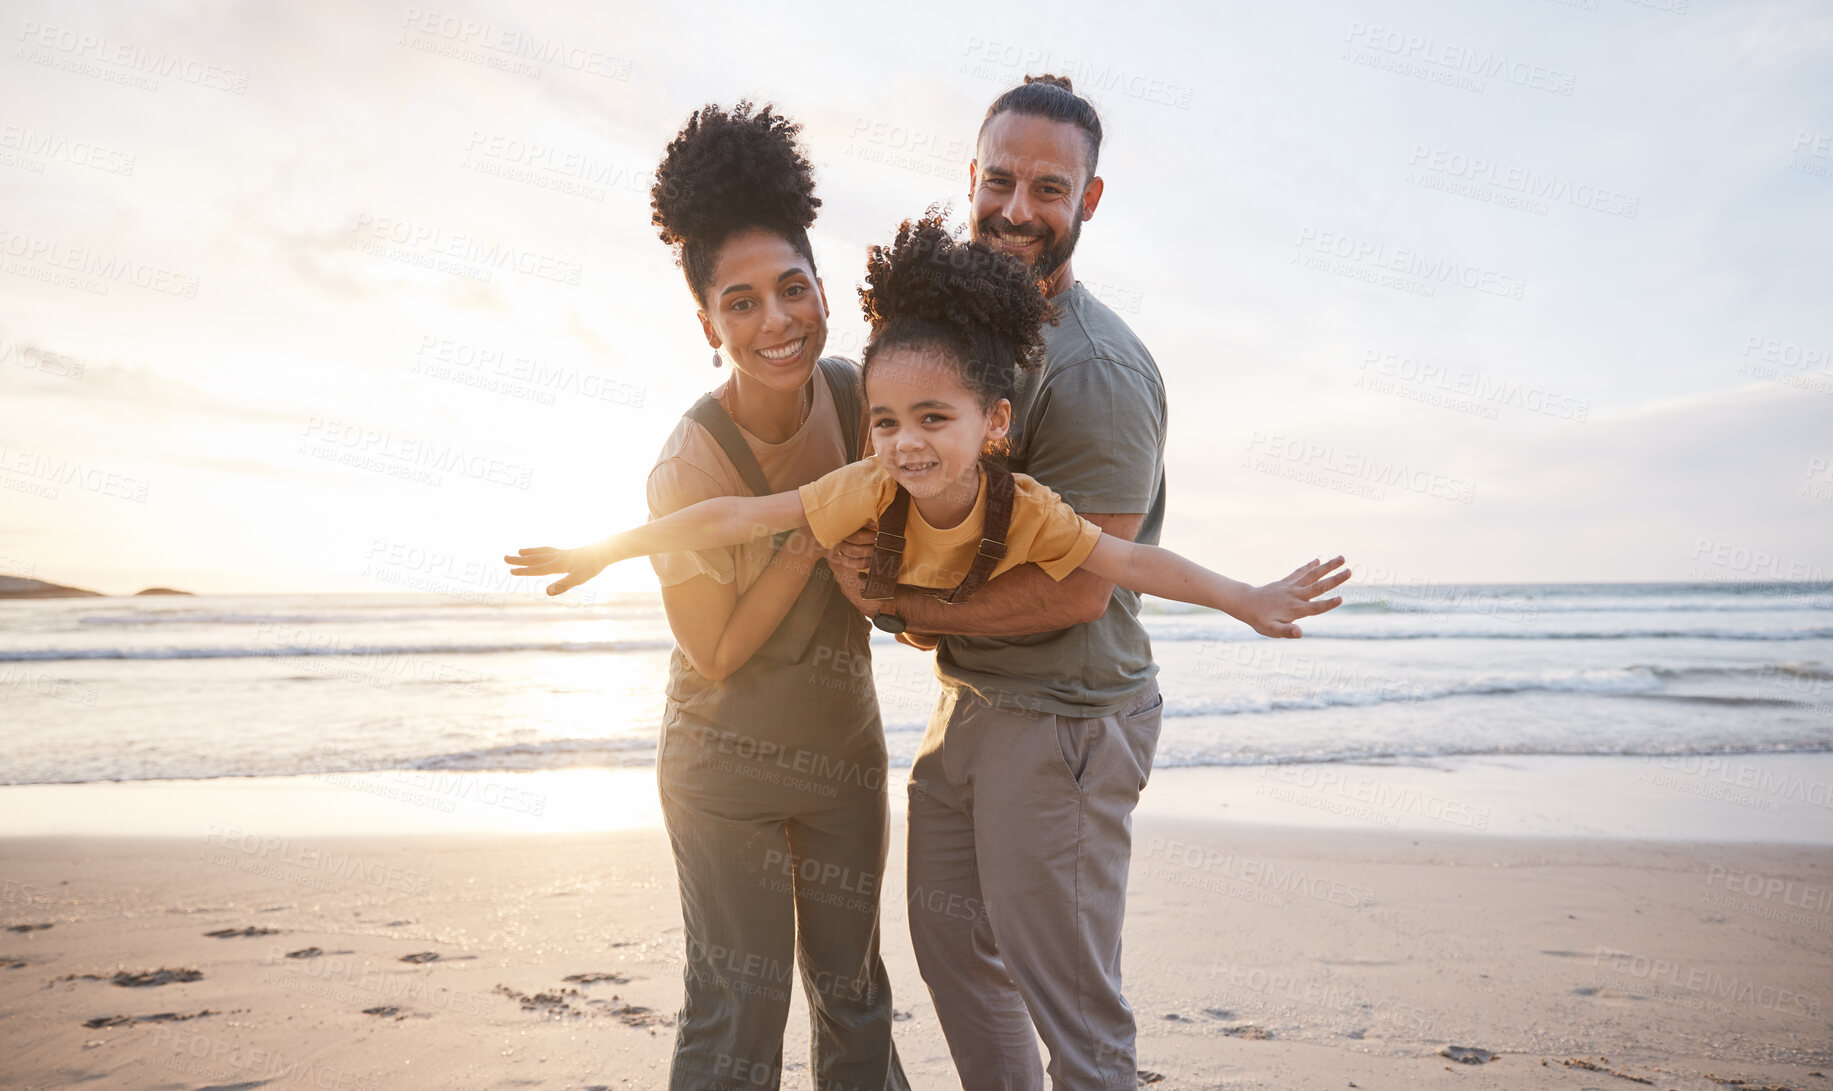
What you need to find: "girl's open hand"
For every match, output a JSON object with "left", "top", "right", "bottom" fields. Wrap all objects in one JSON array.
[
  {"left": 1244, "top": 556, "right": 1350, "bottom": 639},
  {"left": 503, "top": 545, "right": 607, "bottom": 597}
]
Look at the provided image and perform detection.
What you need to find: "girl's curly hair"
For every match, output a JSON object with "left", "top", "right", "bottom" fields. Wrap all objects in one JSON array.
[
  {"left": 650, "top": 101, "right": 820, "bottom": 306},
  {"left": 858, "top": 209, "right": 1049, "bottom": 422}
]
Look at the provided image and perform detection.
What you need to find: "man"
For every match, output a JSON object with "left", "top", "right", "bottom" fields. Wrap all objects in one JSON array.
[{"left": 833, "top": 74, "right": 1166, "bottom": 1089}]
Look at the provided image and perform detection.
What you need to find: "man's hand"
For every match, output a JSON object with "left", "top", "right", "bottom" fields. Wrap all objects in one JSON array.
[
  {"left": 825, "top": 524, "right": 944, "bottom": 648},
  {"left": 826, "top": 523, "right": 879, "bottom": 618}
]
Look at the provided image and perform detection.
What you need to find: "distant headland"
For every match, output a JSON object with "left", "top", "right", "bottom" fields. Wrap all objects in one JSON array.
[{"left": 0, "top": 576, "right": 192, "bottom": 599}]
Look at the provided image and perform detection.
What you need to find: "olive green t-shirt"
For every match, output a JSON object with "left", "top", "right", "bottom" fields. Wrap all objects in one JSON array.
[{"left": 935, "top": 281, "right": 1168, "bottom": 718}]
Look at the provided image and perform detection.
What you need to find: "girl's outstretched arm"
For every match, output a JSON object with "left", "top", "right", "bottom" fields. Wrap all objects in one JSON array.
[
  {"left": 1079, "top": 536, "right": 1350, "bottom": 639},
  {"left": 505, "top": 491, "right": 811, "bottom": 596}
]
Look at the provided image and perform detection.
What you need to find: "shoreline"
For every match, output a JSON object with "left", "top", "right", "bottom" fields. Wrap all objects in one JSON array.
[{"left": 4, "top": 752, "right": 1832, "bottom": 843}]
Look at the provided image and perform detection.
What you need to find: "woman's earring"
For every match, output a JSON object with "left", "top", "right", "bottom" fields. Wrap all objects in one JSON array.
[{"left": 711, "top": 350, "right": 723, "bottom": 368}]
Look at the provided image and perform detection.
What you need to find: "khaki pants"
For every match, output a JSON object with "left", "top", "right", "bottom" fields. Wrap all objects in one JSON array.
[
  {"left": 905, "top": 681, "right": 1163, "bottom": 1090},
  {"left": 660, "top": 713, "right": 910, "bottom": 1091}
]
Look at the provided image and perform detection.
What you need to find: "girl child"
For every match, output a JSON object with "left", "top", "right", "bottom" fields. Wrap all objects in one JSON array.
[{"left": 509, "top": 213, "right": 1349, "bottom": 641}]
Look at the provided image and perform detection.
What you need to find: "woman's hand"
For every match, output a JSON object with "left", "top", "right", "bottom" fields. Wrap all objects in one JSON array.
[
  {"left": 503, "top": 544, "right": 608, "bottom": 597},
  {"left": 1240, "top": 556, "right": 1350, "bottom": 639}
]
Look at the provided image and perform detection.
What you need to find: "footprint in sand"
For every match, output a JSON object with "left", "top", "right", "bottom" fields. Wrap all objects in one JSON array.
[
  {"left": 285, "top": 947, "right": 324, "bottom": 959},
  {"left": 113, "top": 968, "right": 204, "bottom": 987},
  {"left": 204, "top": 926, "right": 282, "bottom": 938},
  {"left": 496, "top": 984, "right": 583, "bottom": 1016},
  {"left": 1562, "top": 1057, "right": 1653, "bottom": 1083},
  {"left": 83, "top": 1010, "right": 217, "bottom": 1029},
  {"left": 562, "top": 972, "right": 630, "bottom": 985},
  {"left": 599, "top": 1001, "right": 670, "bottom": 1029},
  {"left": 360, "top": 1005, "right": 430, "bottom": 1021},
  {"left": 55, "top": 968, "right": 203, "bottom": 987},
  {"left": 2, "top": 957, "right": 27, "bottom": 970},
  {"left": 495, "top": 984, "right": 672, "bottom": 1029},
  {"left": 1439, "top": 1046, "right": 1496, "bottom": 1065},
  {"left": 1572, "top": 986, "right": 1643, "bottom": 1007},
  {"left": 6, "top": 923, "right": 53, "bottom": 933}
]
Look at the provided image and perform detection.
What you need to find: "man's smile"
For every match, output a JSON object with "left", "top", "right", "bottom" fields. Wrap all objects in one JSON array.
[{"left": 988, "top": 227, "right": 1045, "bottom": 255}]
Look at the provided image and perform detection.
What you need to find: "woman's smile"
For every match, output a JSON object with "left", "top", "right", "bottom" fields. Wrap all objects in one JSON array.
[{"left": 754, "top": 335, "right": 808, "bottom": 364}]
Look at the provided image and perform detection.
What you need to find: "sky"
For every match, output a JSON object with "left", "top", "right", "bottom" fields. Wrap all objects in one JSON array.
[{"left": 1, "top": 0, "right": 1830, "bottom": 596}]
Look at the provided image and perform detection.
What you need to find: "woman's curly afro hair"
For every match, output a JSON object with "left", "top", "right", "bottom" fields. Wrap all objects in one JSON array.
[
  {"left": 650, "top": 101, "right": 820, "bottom": 306},
  {"left": 859, "top": 208, "right": 1050, "bottom": 417}
]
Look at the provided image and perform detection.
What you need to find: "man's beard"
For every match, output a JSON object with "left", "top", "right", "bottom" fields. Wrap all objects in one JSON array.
[{"left": 977, "top": 213, "right": 1082, "bottom": 282}]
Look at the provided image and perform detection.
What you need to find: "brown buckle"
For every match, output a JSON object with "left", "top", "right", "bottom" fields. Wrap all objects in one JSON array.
[
  {"left": 875, "top": 530, "right": 907, "bottom": 552},
  {"left": 977, "top": 538, "right": 1007, "bottom": 560}
]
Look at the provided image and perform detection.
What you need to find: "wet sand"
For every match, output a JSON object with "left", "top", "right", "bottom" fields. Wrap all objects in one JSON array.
[{"left": 2, "top": 764, "right": 1831, "bottom": 1089}]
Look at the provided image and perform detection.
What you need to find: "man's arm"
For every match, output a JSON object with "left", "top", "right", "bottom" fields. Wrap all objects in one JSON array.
[{"left": 828, "top": 511, "right": 1144, "bottom": 638}]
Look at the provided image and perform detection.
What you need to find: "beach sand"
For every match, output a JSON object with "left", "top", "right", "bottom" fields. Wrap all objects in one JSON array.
[{"left": 3, "top": 761, "right": 1831, "bottom": 1089}]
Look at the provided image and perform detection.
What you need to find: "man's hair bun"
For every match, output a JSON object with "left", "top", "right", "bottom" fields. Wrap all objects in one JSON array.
[{"left": 981, "top": 74, "right": 1103, "bottom": 180}]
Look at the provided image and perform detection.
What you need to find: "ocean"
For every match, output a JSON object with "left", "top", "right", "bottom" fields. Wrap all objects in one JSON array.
[{"left": 2, "top": 582, "right": 1829, "bottom": 787}]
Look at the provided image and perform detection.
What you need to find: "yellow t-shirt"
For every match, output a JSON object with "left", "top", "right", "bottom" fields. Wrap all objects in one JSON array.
[{"left": 797, "top": 458, "right": 1103, "bottom": 589}]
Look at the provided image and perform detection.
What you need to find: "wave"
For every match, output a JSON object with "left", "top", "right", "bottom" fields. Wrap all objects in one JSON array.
[
  {"left": 72, "top": 605, "right": 644, "bottom": 627},
  {"left": 12, "top": 741, "right": 1833, "bottom": 786},
  {"left": 0, "top": 639, "right": 676, "bottom": 663},
  {"left": 1149, "top": 663, "right": 1828, "bottom": 718},
  {"left": 1163, "top": 672, "right": 1650, "bottom": 716},
  {"left": 1634, "top": 694, "right": 1802, "bottom": 707},
  {"left": 407, "top": 736, "right": 659, "bottom": 771},
  {"left": 1336, "top": 597, "right": 1833, "bottom": 615},
  {"left": 1624, "top": 662, "right": 1833, "bottom": 682},
  {"left": 1155, "top": 627, "right": 1833, "bottom": 642},
  {"left": 1146, "top": 741, "right": 1833, "bottom": 770},
  {"left": 13, "top": 625, "right": 1833, "bottom": 664}
]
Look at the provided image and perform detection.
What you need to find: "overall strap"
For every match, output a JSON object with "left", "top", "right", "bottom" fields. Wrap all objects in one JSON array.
[
  {"left": 816, "top": 357, "right": 862, "bottom": 463},
  {"left": 861, "top": 461, "right": 1017, "bottom": 605},
  {"left": 685, "top": 395, "right": 774, "bottom": 500},
  {"left": 678, "top": 365, "right": 856, "bottom": 666},
  {"left": 861, "top": 486, "right": 911, "bottom": 601},
  {"left": 689, "top": 358, "right": 859, "bottom": 493},
  {"left": 942, "top": 461, "right": 1014, "bottom": 604},
  {"left": 686, "top": 392, "right": 789, "bottom": 551}
]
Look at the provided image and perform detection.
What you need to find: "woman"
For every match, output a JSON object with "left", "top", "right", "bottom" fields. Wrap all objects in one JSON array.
[
  {"left": 531, "top": 103, "right": 908, "bottom": 1089},
  {"left": 642, "top": 102, "right": 907, "bottom": 1091}
]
